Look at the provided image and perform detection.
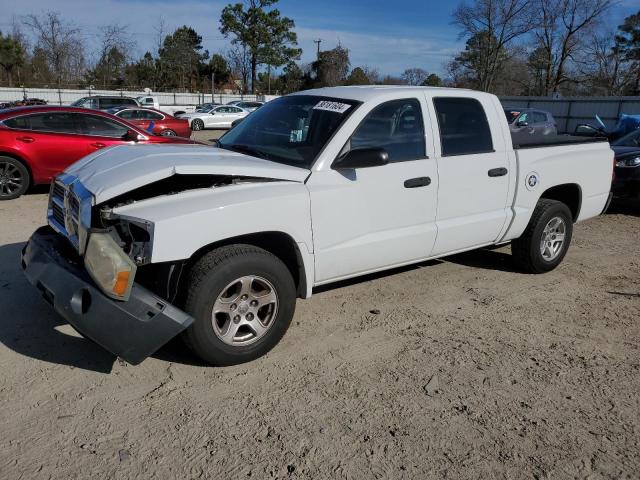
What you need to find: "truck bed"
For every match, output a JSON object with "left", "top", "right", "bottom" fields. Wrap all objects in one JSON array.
[{"left": 512, "top": 135, "right": 609, "bottom": 150}]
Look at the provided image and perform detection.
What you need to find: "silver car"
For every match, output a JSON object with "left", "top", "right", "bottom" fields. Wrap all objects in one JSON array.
[{"left": 505, "top": 108, "right": 557, "bottom": 139}]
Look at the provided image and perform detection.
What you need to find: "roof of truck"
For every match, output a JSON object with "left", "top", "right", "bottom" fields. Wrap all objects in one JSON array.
[{"left": 291, "top": 85, "right": 475, "bottom": 102}]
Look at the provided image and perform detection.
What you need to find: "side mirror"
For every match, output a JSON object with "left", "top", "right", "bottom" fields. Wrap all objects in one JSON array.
[
  {"left": 123, "top": 129, "right": 144, "bottom": 142},
  {"left": 333, "top": 147, "right": 389, "bottom": 170},
  {"left": 516, "top": 121, "right": 529, "bottom": 127}
]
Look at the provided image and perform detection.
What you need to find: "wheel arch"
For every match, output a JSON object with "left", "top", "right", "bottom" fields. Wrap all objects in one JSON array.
[
  {"left": 186, "top": 231, "right": 310, "bottom": 299},
  {"left": 538, "top": 183, "right": 582, "bottom": 222}
]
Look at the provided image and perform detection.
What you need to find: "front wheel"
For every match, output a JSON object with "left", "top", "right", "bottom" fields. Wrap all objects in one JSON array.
[
  {"left": 182, "top": 244, "right": 296, "bottom": 366},
  {"left": 0, "top": 156, "right": 30, "bottom": 200},
  {"left": 191, "top": 119, "right": 204, "bottom": 131},
  {"left": 512, "top": 199, "right": 573, "bottom": 273}
]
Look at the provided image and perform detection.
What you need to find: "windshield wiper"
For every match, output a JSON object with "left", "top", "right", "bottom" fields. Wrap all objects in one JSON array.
[{"left": 224, "top": 144, "right": 270, "bottom": 160}]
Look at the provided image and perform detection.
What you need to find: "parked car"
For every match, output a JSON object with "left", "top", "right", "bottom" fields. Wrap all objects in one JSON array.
[
  {"left": 574, "top": 114, "right": 640, "bottom": 142},
  {"left": 0, "top": 106, "right": 199, "bottom": 199},
  {"left": 611, "top": 130, "right": 640, "bottom": 200},
  {"left": 135, "top": 95, "right": 197, "bottom": 117},
  {"left": 70, "top": 96, "right": 139, "bottom": 111},
  {"left": 195, "top": 102, "right": 221, "bottom": 112},
  {"left": 21, "top": 86, "right": 614, "bottom": 366},
  {"left": 180, "top": 105, "right": 249, "bottom": 130},
  {"left": 226, "top": 100, "right": 264, "bottom": 112},
  {"left": 504, "top": 108, "right": 557, "bottom": 141},
  {"left": 107, "top": 106, "right": 191, "bottom": 138}
]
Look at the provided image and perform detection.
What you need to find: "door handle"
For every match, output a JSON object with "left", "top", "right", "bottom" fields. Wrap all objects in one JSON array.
[
  {"left": 488, "top": 167, "right": 508, "bottom": 177},
  {"left": 90, "top": 142, "right": 106, "bottom": 149},
  {"left": 404, "top": 177, "right": 431, "bottom": 188},
  {"left": 16, "top": 136, "right": 35, "bottom": 143}
]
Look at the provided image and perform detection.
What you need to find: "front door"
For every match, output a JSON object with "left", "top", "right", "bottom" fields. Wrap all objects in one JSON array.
[
  {"left": 428, "top": 95, "right": 511, "bottom": 255},
  {"left": 308, "top": 98, "right": 439, "bottom": 284}
]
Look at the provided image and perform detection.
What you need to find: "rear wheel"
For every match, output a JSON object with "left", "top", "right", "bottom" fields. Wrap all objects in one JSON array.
[
  {"left": 0, "top": 156, "right": 29, "bottom": 200},
  {"left": 191, "top": 119, "right": 204, "bottom": 131},
  {"left": 182, "top": 244, "right": 296, "bottom": 366},
  {"left": 512, "top": 199, "right": 573, "bottom": 273},
  {"left": 161, "top": 129, "right": 177, "bottom": 136}
]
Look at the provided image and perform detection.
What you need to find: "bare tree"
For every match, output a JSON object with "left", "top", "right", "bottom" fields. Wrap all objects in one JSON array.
[
  {"left": 531, "top": 0, "right": 613, "bottom": 95},
  {"left": 23, "top": 11, "right": 85, "bottom": 87},
  {"left": 226, "top": 44, "right": 252, "bottom": 93},
  {"left": 401, "top": 67, "right": 428, "bottom": 85},
  {"left": 453, "top": 0, "right": 533, "bottom": 92},
  {"left": 91, "top": 24, "right": 135, "bottom": 88}
]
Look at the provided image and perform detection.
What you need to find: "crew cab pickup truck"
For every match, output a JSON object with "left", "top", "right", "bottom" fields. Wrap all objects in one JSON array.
[
  {"left": 21, "top": 86, "right": 614, "bottom": 366},
  {"left": 136, "top": 96, "right": 197, "bottom": 117}
]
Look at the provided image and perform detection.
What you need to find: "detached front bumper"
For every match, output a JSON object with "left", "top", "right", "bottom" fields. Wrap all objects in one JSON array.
[{"left": 21, "top": 227, "right": 193, "bottom": 365}]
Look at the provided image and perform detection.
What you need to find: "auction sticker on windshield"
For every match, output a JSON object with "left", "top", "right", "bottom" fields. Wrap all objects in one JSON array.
[{"left": 313, "top": 101, "right": 351, "bottom": 114}]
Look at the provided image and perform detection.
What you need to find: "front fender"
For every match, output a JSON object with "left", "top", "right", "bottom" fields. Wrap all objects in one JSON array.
[{"left": 111, "top": 180, "right": 314, "bottom": 276}]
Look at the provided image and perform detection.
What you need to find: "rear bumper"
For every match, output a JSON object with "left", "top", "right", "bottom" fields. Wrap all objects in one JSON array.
[{"left": 21, "top": 226, "right": 193, "bottom": 365}]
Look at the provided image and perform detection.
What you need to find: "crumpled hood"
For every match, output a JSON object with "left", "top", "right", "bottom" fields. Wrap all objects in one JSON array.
[{"left": 65, "top": 144, "right": 310, "bottom": 203}]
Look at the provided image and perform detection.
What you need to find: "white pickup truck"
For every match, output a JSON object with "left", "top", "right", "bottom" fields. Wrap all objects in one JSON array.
[
  {"left": 135, "top": 95, "right": 197, "bottom": 117},
  {"left": 22, "top": 86, "right": 613, "bottom": 366}
]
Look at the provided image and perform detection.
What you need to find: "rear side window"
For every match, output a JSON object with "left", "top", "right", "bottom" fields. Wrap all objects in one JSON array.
[
  {"left": 350, "top": 98, "right": 426, "bottom": 163},
  {"left": 5, "top": 113, "right": 77, "bottom": 134},
  {"left": 434, "top": 97, "right": 493, "bottom": 156}
]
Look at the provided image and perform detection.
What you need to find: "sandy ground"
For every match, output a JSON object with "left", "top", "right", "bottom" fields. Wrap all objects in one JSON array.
[{"left": 0, "top": 184, "right": 639, "bottom": 479}]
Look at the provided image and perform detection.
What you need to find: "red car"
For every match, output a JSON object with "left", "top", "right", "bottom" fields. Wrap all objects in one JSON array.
[
  {"left": 0, "top": 106, "right": 198, "bottom": 200},
  {"left": 107, "top": 106, "right": 192, "bottom": 138}
]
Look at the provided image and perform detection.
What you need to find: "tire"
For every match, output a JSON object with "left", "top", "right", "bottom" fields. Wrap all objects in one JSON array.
[
  {"left": 0, "top": 156, "right": 30, "bottom": 200},
  {"left": 161, "top": 129, "right": 177, "bottom": 136},
  {"left": 191, "top": 119, "right": 204, "bottom": 131},
  {"left": 182, "top": 244, "right": 296, "bottom": 366},
  {"left": 512, "top": 199, "right": 573, "bottom": 273}
]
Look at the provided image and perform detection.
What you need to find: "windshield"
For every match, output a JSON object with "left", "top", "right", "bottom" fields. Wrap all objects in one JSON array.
[
  {"left": 218, "top": 95, "right": 360, "bottom": 169},
  {"left": 504, "top": 109, "right": 521, "bottom": 124},
  {"left": 612, "top": 128, "right": 640, "bottom": 147}
]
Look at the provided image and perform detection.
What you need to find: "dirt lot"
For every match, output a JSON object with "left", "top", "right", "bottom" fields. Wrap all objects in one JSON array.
[{"left": 0, "top": 186, "right": 639, "bottom": 479}]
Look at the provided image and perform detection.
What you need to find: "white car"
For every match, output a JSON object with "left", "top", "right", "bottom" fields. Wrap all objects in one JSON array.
[
  {"left": 180, "top": 105, "right": 249, "bottom": 131},
  {"left": 226, "top": 100, "right": 264, "bottom": 112},
  {"left": 22, "top": 86, "right": 613, "bottom": 366}
]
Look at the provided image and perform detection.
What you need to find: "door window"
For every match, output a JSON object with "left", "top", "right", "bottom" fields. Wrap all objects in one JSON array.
[
  {"left": 433, "top": 97, "right": 493, "bottom": 156},
  {"left": 349, "top": 98, "right": 426, "bottom": 163},
  {"left": 76, "top": 114, "right": 130, "bottom": 137},
  {"left": 532, "top": 112, "right": 547, "bottom": 124},
  {"left": 140, "top": 110, "right": 163, "bottom": 120},
  {"left": 117, "top": 109, "right": 136, "bottom": 120}
]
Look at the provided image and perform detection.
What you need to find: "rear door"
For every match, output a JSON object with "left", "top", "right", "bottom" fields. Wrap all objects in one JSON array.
[{"left": 427, "top": 94, "right": 511, "bottom": 255}]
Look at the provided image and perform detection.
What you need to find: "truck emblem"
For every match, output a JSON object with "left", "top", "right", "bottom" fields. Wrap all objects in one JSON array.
[{"left": 526, "top": 173, "right": 539, "bottom": 190}]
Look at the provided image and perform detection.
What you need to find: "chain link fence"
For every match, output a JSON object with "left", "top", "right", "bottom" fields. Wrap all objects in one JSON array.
[{"left": 0, "top": 87, "right": 264, "bottom": 107}]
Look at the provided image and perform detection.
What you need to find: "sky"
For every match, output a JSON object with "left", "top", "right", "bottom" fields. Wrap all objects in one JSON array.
[{"left": 0, "top": 0, "right": 638, "bottom": 76}]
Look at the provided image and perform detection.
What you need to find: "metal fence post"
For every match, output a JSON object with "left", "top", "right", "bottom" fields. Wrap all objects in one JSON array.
[{"left": 565, "top": 100, "right": 573, "bottom": 133}]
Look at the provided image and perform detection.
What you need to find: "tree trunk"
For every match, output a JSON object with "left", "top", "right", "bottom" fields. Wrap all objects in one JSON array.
[{"left": 250, "top": 54, "right": 257, "bottom": 94}]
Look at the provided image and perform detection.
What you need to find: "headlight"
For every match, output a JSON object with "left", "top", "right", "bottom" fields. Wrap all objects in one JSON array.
[
  {"left": 84, "top": 232, "right": 137, "bottom": 301},
  {"left": 616, "top": 156, "right": 640, "bottom": 168}
]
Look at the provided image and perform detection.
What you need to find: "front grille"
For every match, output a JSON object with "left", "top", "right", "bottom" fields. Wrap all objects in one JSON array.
[
  {"left": 51, "top": 202, "right": 65, "bottom": 225},
  {"left": 52, "top": 182, "right": 65, "bottom": 200},
  {"left": 48, "top": 175, "right": 91, "bottom": 253}
]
